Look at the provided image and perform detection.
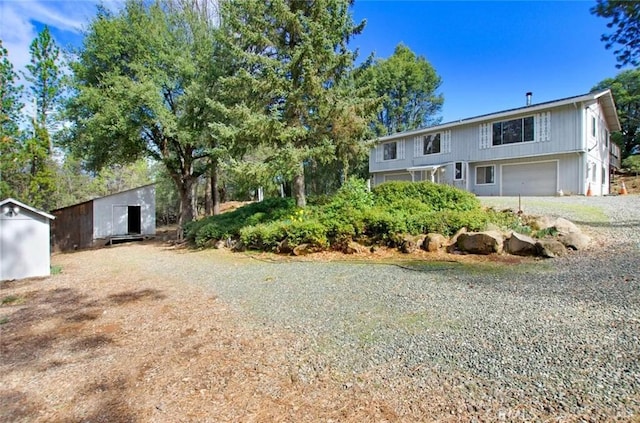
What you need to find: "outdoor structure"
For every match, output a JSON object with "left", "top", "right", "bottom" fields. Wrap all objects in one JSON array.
[
  {"left": 51, "top": 184, "right": 156, "bottom": 251},
  {"left": 369, "top": 90, "right": 621, "bottom": 196},
  {"left": 0, "top": 198, "right": 55, "bottom": 281}
]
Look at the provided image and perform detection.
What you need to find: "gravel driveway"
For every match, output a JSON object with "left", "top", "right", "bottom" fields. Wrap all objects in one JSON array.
[
  {"left": 5, "top": 195, "right": 638, "bottom": 421},
  {"left": 139, "top": 195, "right": 640, "bottom": 420}
]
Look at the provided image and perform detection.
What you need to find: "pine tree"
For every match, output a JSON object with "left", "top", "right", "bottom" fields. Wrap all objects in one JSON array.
[{"left": 221, "top": 0, "right": 366, "bottom": 207}]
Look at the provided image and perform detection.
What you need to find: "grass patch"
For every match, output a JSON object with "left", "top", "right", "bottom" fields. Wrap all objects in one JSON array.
[
  {"left": 1, "top": 295, "right": 22, "bottom": 305},
  {"left": 51, "top": 265, "right": 62, "bottom": 275},
  {"left": 0, "top": 316, "right": 8, "bottom": 325}
]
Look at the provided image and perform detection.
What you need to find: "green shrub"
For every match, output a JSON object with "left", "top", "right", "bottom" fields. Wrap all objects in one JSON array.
[
  {"left": 240, "top": 221, "right": 288, "bottom": 250},
  {"left": 186, "top": 197, "right": 296, "bottom": 247},
  {"left": 622, "top": 155, "right": 640, "bottom": 173},
  {"left": 284, "top": 219, "right": 328, "bottom": 248},
  {"left": 372, "top": 181, "right": 480, "bottom": 212},
  {"left": 240, "top": 219, "right": 329, "bottom": 250}
]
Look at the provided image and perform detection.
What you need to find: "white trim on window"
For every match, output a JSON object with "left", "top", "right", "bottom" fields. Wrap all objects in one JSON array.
[
  {"left": 475, "top": 165, "right": 495, "bottom": 185},
  {"left": 454, "top": 161, "right": 465, "bottom": 181}
]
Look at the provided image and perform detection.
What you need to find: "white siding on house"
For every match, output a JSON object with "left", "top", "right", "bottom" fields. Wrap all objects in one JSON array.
[{"left": 368, "top": 90, "right": 619, "bottom": 196}]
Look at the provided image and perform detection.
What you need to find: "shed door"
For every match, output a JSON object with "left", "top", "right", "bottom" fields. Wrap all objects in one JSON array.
[
  {"left": 128, "top": 206, "right": 141, "bottom": 234},
  {"left": 113, "top": 205, "right": 128, "bottom": 235},
  {"left": 502, "top": 161, "right": 558, "bottom": 196}
]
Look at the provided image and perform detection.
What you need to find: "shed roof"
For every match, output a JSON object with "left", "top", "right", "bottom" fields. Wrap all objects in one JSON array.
[
  {"left": 51, "top": 183, "right": 156, "bottom": 213},
  {"left": 0, "top": 198, "right": 55, "bottom": 220}
]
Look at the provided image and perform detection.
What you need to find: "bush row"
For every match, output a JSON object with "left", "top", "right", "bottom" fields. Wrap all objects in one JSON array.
[{"left": 187, "top": 179, "right": 521, "bottom": 251}]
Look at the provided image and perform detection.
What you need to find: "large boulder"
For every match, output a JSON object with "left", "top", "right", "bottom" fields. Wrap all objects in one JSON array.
[
  {"left": 422, "top": 233, "right": 448, "bottom": 252},
  {"left": 558, "top": 232, "right": 591, "bottom": 250},
  {"left": 505, "top": 232, "right": 538, "bottom": 256},
  {"left": 552, "top": 217, "right": 580, "bottom": 235},
  {"left": 536, "top": 239, "right": 567, "bottom": 258},
  {"left": 456, "top": 231, "right": 504, "bottom": 255},
  {"left": 447, "top": 227, "right": 467, "bottom": 253}
]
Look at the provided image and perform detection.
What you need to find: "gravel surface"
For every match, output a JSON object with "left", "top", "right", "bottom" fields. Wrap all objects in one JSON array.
[{"left": 137, "top": 195, "right": 640, "bottom": 420}]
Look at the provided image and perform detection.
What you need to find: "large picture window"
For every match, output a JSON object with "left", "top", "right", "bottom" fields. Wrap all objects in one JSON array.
[
  {"left": 383, "top": 142, "right": 397, "bottom": 160},
  {"left": 476, "top": 165, "right": 495, "bottom": 185},
  {"left": 492, "top": 116, "right": 534, "bottom": 146},
  {"left": 423, "top": 134, "right": 441, "bottom": 155}
]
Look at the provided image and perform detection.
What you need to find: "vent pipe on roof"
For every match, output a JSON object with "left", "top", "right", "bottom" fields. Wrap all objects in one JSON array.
[{"left": 526, "top": 92, "right": 533, "bottom": 106}]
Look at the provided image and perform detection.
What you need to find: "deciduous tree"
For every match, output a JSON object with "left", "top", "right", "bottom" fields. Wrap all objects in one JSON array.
[
  {"left": 360, "top": 44, "right": 443, "bottom": 136},
  {"left": 65, "top": 0, "right": 226, "bottom": 234}
]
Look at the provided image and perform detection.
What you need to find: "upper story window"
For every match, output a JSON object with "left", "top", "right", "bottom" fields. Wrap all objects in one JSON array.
[
  {"left": 492, "top": 116, "right": 534, "bottom": 146},
  {"left": 423, "top": 134, "right": 441, "bottom": 155},
  {"left": 383, "top": 141, "right": 397, "bottom": 160},
  {"left": 591, "top": 116, "right": 597, "bottom": 138}
]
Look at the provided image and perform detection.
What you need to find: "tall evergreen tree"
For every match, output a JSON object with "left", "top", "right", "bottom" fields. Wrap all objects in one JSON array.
[
  {"left": 21, "top": 26, "right": 64, "bottom": 210},
  {"left": 220, "top": 0, "right": 366, "bottom": 207},
  {"left": 0, "top": 40, "right": 25, "bottom": 199},
  {"left": 591, "top": 1, "right": 640, "bottom": 68}
]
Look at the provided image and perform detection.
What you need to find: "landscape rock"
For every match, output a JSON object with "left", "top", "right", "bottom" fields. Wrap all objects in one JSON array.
[
  {"left": 552, "top": 217, "right": 580, "bottom": 235},
  {"left": 422, "top": 233, "right": 448, "bottom": 252},
  {"left": 292, "top": 243, "right": 315, "bottom": 256},
  {"left": 342, "top": 241, "right": 367, "bottom": 255},
  {"left": 277, "top": 239, "right": 293, "bottom": 254},
  {"left": 505, "top": 232, "right": 538, "bottom": 256},
  {"left": 558, "top": 232, "right": 591, "bottom": 250},
  {"left": 536, "top": 239, "right": 567, "bottom": 258},
  {"left": 456, "top": 231, "right": 504, "bottom": 255},
  {"left": 213, "top": 240, "right": 225, "bottom": 249},
  {"left": 399, "top": 235, "right": 424, "bottom": 254},
  {"left": 447, "top": 227, "right": 467, "bottom": 253}
]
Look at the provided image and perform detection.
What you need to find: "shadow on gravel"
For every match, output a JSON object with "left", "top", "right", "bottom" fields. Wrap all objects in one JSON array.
[{"left": 0, "top": 281, "right": 166, "bottom": 422}]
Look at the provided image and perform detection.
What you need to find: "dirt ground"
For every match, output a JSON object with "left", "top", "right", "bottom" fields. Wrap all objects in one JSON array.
[
  {"left": 611, "top": 173, "right": 640, "bottom": 194},
  {"left": 1, "top": 242, "right": 472, "bottom": 423}
]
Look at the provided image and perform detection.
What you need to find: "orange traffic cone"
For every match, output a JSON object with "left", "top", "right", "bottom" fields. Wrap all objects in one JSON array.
[
  {"left": 586, "top": 183, "right": 592, "bottom": 197},
  {"left": 620, "top": 181, "right": 628, "bottom": 195}
]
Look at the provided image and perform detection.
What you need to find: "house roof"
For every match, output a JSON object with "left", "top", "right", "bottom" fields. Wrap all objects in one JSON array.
[
  {"left": 374, "top": 89, "right": 621, "bottom": 143},
  {"left": 0, "top": 198, "right": 55, "bottom": 220}
]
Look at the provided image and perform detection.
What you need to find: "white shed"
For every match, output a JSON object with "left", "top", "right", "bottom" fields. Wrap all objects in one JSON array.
[
  {"left": 51, "top": 184, "right": 156, "bottom": 251},
  {"left": 0, "top": 198, "right": 55, "bottom": 281}
]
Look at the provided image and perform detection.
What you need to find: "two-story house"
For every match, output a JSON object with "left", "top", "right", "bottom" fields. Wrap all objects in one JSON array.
[{"left": 369, "top": 89, "right": 621, "bottom": 196}]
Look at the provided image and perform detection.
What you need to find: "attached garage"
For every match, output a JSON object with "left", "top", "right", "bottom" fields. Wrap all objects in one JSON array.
[{"left": 501, "top": 161, "right": 558, "bottom": 196}]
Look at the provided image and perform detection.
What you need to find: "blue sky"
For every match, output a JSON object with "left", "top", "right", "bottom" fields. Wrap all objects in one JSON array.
[{"left": 0, "top": 0, "right": 629, "bottom": 123}]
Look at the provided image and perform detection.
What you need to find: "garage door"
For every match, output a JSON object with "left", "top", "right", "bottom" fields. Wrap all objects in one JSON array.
[{"left": 502, "top": 161, "right": 557, "bottom": 196}]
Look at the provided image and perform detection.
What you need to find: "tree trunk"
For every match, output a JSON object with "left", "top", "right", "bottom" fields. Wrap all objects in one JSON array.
[
  {"left": 212, "top": 165, "right": 221, "bottom": 215},
  {"left": 292, "top": 161, "right": 306, "bottom": 208},
  {"left": 174, "top": 176, "right": 196, "bottom": 241},
  {"left": 204, "top": 170, "right": 213, "bottom": 216}
]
